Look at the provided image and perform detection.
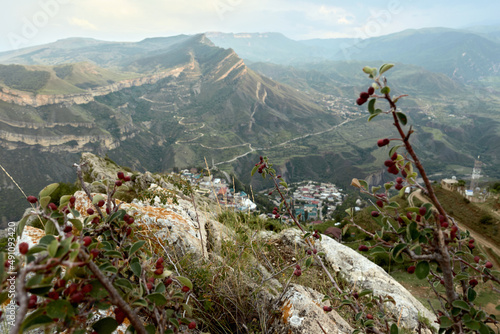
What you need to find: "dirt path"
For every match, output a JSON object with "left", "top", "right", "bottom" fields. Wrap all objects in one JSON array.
[{"left": 409, "top": 189, "right": 500, "bottom": 268}]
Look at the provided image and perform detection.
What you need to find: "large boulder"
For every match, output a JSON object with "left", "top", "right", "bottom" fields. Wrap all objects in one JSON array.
[{"left": 265, "top": 228, "right": 437, "bottom": 330}]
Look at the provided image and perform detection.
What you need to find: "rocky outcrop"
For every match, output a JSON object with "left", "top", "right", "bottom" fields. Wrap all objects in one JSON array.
[
  {"left": 0, "top": 66, "right": 185, "bottom": 107},
  {"left": 268, "top": 229, "right": 437, "bottom": 330},
  {"left": 269, "top": 284, "right": 352, "bottom": 334}
]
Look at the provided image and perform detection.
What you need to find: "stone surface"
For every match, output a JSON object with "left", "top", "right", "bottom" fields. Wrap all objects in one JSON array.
[
  {"left": 269, "top": 284, "right": 352, "bottom": 334},
  {"left": 265, "top": 228, "right": 437, "bottom": 331}
]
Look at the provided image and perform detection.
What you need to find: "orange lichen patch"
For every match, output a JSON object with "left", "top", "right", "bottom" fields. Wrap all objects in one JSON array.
[
  {"left": 281, "top": 299, "right": 293, "bottom": 324},
  {"left": 23, "top": 226, "right": 45, "bottom": 244}
]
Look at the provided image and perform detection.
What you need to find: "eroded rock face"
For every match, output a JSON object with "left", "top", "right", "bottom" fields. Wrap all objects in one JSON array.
[
  {"left": 269, "top": 284, "right": 352, "bottom": 334},
  {"left": 265, "top": 228, "right": 437, "bottom": 331}
]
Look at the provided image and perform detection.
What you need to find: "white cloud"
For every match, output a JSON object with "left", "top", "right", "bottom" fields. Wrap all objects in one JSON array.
[{"left": 68, "top": 17, "right": 98, "bottom": 30}]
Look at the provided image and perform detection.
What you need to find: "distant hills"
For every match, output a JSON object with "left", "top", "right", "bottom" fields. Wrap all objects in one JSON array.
[{"left": 0, "top": 27, "right": 499, "bottom": 225}]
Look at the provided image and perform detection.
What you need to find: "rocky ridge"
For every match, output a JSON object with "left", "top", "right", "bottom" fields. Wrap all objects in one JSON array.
[{"left": 13, "top": 153, "right": 436, "bottom": 333}]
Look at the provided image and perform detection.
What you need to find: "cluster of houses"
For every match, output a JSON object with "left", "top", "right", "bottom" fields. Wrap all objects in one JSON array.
[
  {"left": 290, "top": 181, "right": 344, "bottom": 221},
  {"left": 180, "top": 169, "right": 257, "bottom": 211}
]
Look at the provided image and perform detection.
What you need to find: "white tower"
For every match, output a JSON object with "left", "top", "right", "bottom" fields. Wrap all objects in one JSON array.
[{"left": 470, "top": 157, "right": 482, "bottom": 191}]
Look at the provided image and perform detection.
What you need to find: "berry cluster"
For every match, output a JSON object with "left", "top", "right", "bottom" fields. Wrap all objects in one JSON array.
[
  {"left": 272, "top": 207, "right": 280, "bottom": 219},
  {"left": 255, "top": 156, "right": 267, "bottom": 174},
  {"left": 116, "top": 171, "right": 131, "bottom": 187},
  {"left": 356, "top": 86, "right": 375, "bottom": 106},
  {"left": 155, "top": 257, "right": 164, "bottom": 275},
  {"left": 293, "top": 264, "right": 302, "bottom": 277},
  {"left": 383, "top": 152, "right": 399, "bottom": 175}
]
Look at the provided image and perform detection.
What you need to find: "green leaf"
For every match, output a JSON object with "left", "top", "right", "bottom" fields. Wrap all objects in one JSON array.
[
  {"left": 176, "top": 276, "right": 193, "bottom": 290},
  {"left": 415, "top": 261, "right": 430, "bottom": 280},
  {"left": 44, "top": 220, "right": 57, "bottom": 235},
  {"left": 183, "top": 303, "right": 193, "bottom": 317},
  {"left": 464, "top": 320, "right": 480, "bottom": 330},
  {"left": 381, "top": 86, "right": 390, "bottom": 94},
  {"left": 114, "top": 278, "right": 134, "bottom": 291},
  {"left": 132, "top": 299, "right": 148, "bottom": 307},
  {"left": 368, "top": 111, "right": 381, "bottom": 122},
  {"left": 407, "top": 222, "right": 420, "bottom": 241},
  {"left": 39, "top": 183, "right": 59, "bottom": 198},
  {"left": 40, "top": 196, "right": 51, "bottom": 209},
  {"left": 467, "top": 287, "right": 477, "bottom": 302},
  {"left": 46, "top": 300, "right": 74, "bottom": 319},
  {"left": 39, "top": 235, "right": 56, "bottom": 246},
  {"left": 92, "top": 317, "right": 119, "bottom": 334},
  {"left": 69, "top": 218, "right": 83, "bottom": 231},
  {"left": 439, "top": 316, "right": 453, "bottom": 328},
  {"left": 129, "top": 240, "right": 146, "bottom": 256},
  {"left": 103, "top": 250, "right": 122, "bottom": 258},
  {"left": 452, "top": 300, "right": 470, "bottom": 311},
  {"left": 146, "top": 293, "right": 168, "bottom": 306},
  {"left": 379, "top": 63, "right": 394, "bottom": 75},
  {"left": 21, "top": 312, "right": 53, "bottom": 332},
  {"left": 47, "top": 239, "right": 59, "bottom": 258},
  {"left": 396, "top": 112, "right": 407, "bottom": 126},
  {"left": 92, "top": 195, "right": 106, "bottom": 205},
  {"left": 391, "top": 243, "right": 407, "bottom": 259},
  {"left": 370, "top": 246, "right": 387, "bottom": 255},
  {"left": 251, "top": 165, "right": 259, "bottom": 177},
  {"left": 368, "top": 99, "right": 376, "bottom": 114},
  {"left": 390, "top": 323, "right": 399, "bottom": 334},
  {"left": 362, "top": 66, "right": 373, "bottom": 74},
  {"left": 131, "top": 261, "right": 142, "bottom": 278},
  {"left": 89, "top": 280, "right": 109, "bottom": 299},
  {"left": 155, "top": 282, "right": 166, "bottom": 294},
  {"left": 389, "top": 145, "right": 402, "bottom": 158},
  {"left": 16, "top": 215, "right": 29, "bottom": 238},
  {"left": 479, "top": 323, "right": 492, "bottom": 334},
  {"left": 29, "top": 284, "right": 53, "bottom": 295},
  {"left": 358, "top": 289, "right": 373, "bottom": 298}
]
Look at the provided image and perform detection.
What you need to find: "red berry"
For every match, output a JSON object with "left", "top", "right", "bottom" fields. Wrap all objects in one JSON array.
[
  {"left": 165, "top": 278, "right": 173, "bottom": 286},
  {"left": 323, "top": 306, "right": 333, "bottom": 312},
  {"left": 419, "top": 207, "right": 427, "bottom": 216},
  {"left": 117, "top": 171, "right": 125, "bottom": 180},
  {"left": 126, "top": 227, "right": 132, "bottom": 236},
  {"left": 114, "top": 308, "right": 126, "bottom": 324},
  {"left": 115, "top": 180, "right": 122, "bottom": 187},
  {"left": 48, "top": 203, "right": 58, "bottom": 211},
  {"left": 146, "top": 283, "right": 153, "bottom": 291},
  {"left": 313, "top": 249, "right": 317, "bottom": 254},
  {"left": 367, "top": 87, "right": 375, "bottom": 95},
  {"left": 352, "top": 292, "right": 359, "bottom": 299},
  {"left": 391, "top": 152, "right": 398, "bottom": 160},
  {"left": 154, "top": 268, "right": 164, "bottom": 275},
  {"left": 395, "top": 183, "right": 403, "bottom": 190},
  {"left": 441, "top": 221, "right": 449, "bottom": 228},
  {"left": 87, "top": 208, "right": 94, "bottom": 215},
  {"left": 356, "top": 97, "right": 367, "bottom": 105},
  {"left": 48, "top": 291, "right": 59, "bottom": 300},
  {"left": 69, "top": 196, "right": 76, "bottom": 204},
  {"left": 123, "top": 214, "right": 130, "bottom": 222},
  {"left": 92, "top": 217, "right": 100, "bottom": 224},
  {"left": 485, "top": 262, "right": 493, "bottom": 269},
  {"left": 181, "top": 286, "right": 190, "bottom": 293},
  {"left": 28, "top": 295, "right": 37, "bottom": 308},
  {"left": 82, "top": 284, "right": 93, "bottom": 293},
  {"left": 371, "top": 211, "right": 380, "bottom": 217},
  {"left": 358, "top": 245, "right": 369, "bottom": 252},
  {"left": 396, "top": 177, "right": 403, "bottom": 184},
  {"left": 401, "top": 170, "right": 408, "bottom": 178},
  {"left": 83, "top": 236, "right": 92, "bottom": 247},
  {"left": 106, "top": 207, "right": 111, "bottom": 214},
  {"left": 474, "top": 256, "right": 480, "bottom": 263},
  {"left": 384, "top": 159, "right": 395, "bottom": 167},
  {"left": 27, "top": 196, "right": 38, "bottom": 204},
  {"left": 469, "top": 239, "right": 475, "bottom": 244},
  {"left": 440, "top": 279, "right": 445, "bottom": 285},
  {"left": 63, "top": 225, "right": 73, "bottom": 233},
  {"left": 124, "top": 175, "right": 131, "bottom": 182},
  {"left": 376, "top": 200, "right": 384, "bottom": 208},
  {"left": 19, "top": 242, "right": 29, "bottom": 255},
  {"left": 55, "top": 279, "right": 66, "bottom": 289},
  {"left": 377, "top": 138, "right": 390, "bottom": 147},
  {"left": 294, "top": 269, "right": 302, "bottom": 277},
  {"left": 388, "top": 165, "right": 399, "bottom": 175},
  {"left": 188, "top": 321, "right": 196, "bottom": 329},
  {"left": 97, "top": 200, "right": 105, "bottom": 207},
  {"left": 366, "top": 314, "right": 373, "bottom": 319},
  {"left": 469, "top": 279, "right": 478, "bottom": 287},
  {"left": 360, "top": 92, "right": 369, "bottom": 99},
  {"left": 127, "top": 217, "right": 134, "bottom": 225},
  {"left": 407, "top": 266, "right": 416, "bottom": 274},
  {"left": 406, "top": 212, "right": 413, "bottom": 220},
  {"left": 468, "top": 244, "right": 475, "bottom": 250},
  {"left": 90, "top": 249, "right": 100, "bottom": 258},
  {"left": 156, "top": 257, "right": 164, "bottom": 267},
  {"left": 295, "top": 264, "right": 301, "bottom": 270}
]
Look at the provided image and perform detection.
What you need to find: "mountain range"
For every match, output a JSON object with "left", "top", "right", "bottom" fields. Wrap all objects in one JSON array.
[{"left": 0, "top": 27, "right": 499, "bottom": 225}]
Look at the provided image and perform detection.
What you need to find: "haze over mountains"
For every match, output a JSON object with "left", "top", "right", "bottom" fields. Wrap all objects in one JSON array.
[{"left": 0, "top": 26, "right": 499, "bottom": 225}]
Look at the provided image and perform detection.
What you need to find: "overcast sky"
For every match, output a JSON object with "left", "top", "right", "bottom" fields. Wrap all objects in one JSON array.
[{"left": 1, "top": 0, "right": 498, "bottom": 52}]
